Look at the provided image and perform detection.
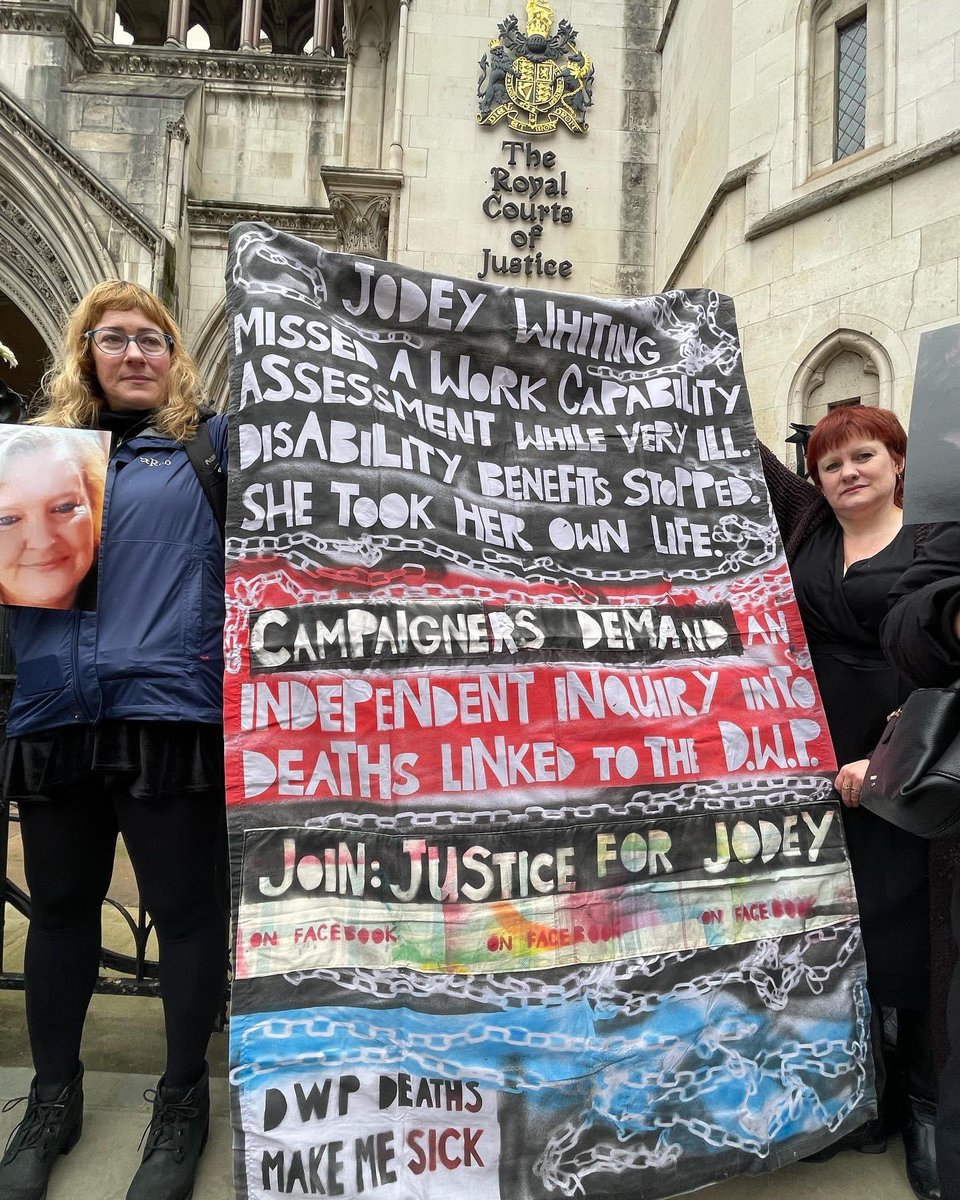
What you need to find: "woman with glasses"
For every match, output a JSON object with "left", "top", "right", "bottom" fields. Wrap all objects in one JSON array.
[{"left": 0, "top": 281, "right": 227, "bottom": 1200}]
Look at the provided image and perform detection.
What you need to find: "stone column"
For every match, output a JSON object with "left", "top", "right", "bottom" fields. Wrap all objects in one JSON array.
[
  {"left": 388, "top": 0, "right": 411, "bottom": 172},
  {"left": 165, "top": 0, "right": 190, "bottom": 46},
  {"left": 239, "top": 0, "right": 264, "bottom": 50},
  {"left": 312, "top": 0, "right": 329, "bottom": 52},
  {"left": 322, "top": 0, "right": 336, "bottom": 54},
  {"left": 340, "top": 37, "right": 358, "bottom": 163},
  {"left": 376, "top": 39, "right": 390, "bottom": 165},
  {"left": 161, "top": 117, "right": 190, "bottom": 239},
  {"left": 92, "top": 0, "right": 116, "bottom": 44}
]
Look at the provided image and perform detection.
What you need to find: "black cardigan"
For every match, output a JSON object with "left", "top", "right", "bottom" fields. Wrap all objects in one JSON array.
[{"left": 882, "top": 522, "right": 960, "bottom": 688}]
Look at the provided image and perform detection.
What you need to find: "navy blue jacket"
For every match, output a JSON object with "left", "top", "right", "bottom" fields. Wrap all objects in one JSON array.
[{"left": 6, "top": 414, "right": 228, "bottom": 736}]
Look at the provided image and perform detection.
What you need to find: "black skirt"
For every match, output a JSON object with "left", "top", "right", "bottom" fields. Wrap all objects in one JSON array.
[{"left": 1, "top": 720, "right": 224, "bottom": 802}]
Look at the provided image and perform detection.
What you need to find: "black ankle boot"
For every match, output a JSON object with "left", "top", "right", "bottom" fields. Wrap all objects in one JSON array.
[
  {"left": 0, "top": 1066, "right": 84, "bottom": 1200},
  {"left": 126, "top": 1065, "right": 209, "bottom": 1200},
  {"left": 904, "top": 1097, "right": 940, "bottom": 1200}
]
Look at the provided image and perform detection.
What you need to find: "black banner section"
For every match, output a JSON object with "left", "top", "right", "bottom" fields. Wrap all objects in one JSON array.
[
  {"left": 240, "top": 810, "right": 846, "bottom": 906},
  {"left": 230, "top": 238, "right": 771, "bottom": 585},
  {"left": 903, "top": 321, "right": 960, "bottom": 523},
  {"left": 248, "top": 600, "right": 743, "bottom": 671}
]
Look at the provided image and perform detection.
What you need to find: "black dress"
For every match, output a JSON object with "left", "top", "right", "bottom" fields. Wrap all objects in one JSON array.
[{"left": 792, "top": 519, "right": 929, "bottom": 1009}]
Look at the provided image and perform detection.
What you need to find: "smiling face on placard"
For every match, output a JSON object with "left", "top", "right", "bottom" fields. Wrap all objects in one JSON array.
[{"left": 0, "top": 447, "right": 96, "bottom": 608}]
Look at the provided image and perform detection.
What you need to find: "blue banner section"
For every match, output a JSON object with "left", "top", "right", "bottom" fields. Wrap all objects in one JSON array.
[{"left": 231, "top": 931, "right": 871, "bottom": 1199}]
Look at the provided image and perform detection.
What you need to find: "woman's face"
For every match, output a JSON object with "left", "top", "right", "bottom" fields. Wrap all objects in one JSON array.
[
  {"left": 0, "top": 451, "right": 95, "bottom": 608},
  {"left": 89, "top": 307, "right": 172, "bottom": 412},
  {"left": 815, "top": 436, "right": 903, "bottom": 518}
]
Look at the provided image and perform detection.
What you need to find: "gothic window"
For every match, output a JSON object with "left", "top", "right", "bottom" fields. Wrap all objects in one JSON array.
[
  {"left": 799, "top": 0, "right": 893, "bottom": 180},
  {"left": 112, "top": 1, "right": 170, "bottom": 46},
  {"left": 835, "top": 13, "right": 867, "bottom": 160}
]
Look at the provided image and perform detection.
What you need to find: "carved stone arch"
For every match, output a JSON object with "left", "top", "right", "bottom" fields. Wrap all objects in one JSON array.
[
  {"left": 352, "top": 0, "right": 388, "bottom": 44},
  {"left": 193, "top": 300, "right": 230, "bottom": 412},
  {"left": 288, "top": 8, "right": 316, "bottom": 53},
  {"left": 189, "top": 0, "right": 229, "bottom": 49},
  {"left": 787, "top": 328, "right": 897, "bottom": 428},
  {"left": 0, "top": 224, "right": 67, "bottom": 354},
  {"left": 115, "top": 0, "right": 137, "bottom": 39},
  {"left": 0, "top": 125, "right": 116, "bottom": 350},
  {"left": 773, "top": 317, "right": 913, "bottom": 451}
]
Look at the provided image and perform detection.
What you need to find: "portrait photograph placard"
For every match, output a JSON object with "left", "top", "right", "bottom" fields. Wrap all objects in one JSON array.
[{"left": 0, "top": 426, "right": 110, "bottom": 612}]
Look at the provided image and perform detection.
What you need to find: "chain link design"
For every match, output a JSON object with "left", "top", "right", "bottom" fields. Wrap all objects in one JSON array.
[
  {"left": 585, "top": 291, "right": 742, "bottom": 383},
  {"left": 277, "top": 922, "right": 859, "bottom": 1017},
  {"left": 224, "top": 508, "right": 778, "bottom": 589},
  {"left": 226, "top": 260, "right": 858, "bottom": 1193},
  {"left": 223, "top": 554, "right": 804, "bottom": 676},
  {"left": 290, "top": 776, "right": 835, "bottom": 834},
  {"left": 233, "top": 923, "right": 868, "bottom": 1192},
  {"left": 232, "top": 227, "right": 425, "bottom": 351},
  {"left": 223, "top": 562, "right": 617, "bottom": 672},
  {"left": 532, "top": 976, "right": 869, "bottom": 1195}
]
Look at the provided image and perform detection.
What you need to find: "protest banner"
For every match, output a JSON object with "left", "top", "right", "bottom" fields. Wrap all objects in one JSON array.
[{"left": 224, "top": 223, "right": 874, "bottom": 1200}]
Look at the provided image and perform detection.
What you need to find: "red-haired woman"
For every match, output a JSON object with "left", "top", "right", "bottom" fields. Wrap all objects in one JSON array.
[{"left": 762, "top": 406, "right": 937, "bottom": 1200}]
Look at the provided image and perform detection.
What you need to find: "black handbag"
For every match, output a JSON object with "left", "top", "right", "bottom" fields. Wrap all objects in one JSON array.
[{"left": 861, "top": 680, "right": 960, "bottom": 839}]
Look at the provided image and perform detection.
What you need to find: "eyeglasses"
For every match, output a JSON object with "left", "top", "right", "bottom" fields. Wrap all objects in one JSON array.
[{"left": 85, "top": 329, "right": 173, "bottom": 357}]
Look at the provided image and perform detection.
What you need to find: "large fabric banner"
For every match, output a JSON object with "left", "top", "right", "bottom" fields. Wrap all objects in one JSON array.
[{"left": 223, "top": 224, "right": 874, "bottom": 1200}]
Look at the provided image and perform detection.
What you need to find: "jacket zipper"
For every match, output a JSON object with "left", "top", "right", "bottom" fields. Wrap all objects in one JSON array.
[
  {"left": 69, "top": 607, "right": 96, "bottom": 720},
  {"left": 73, "top": 429, "right": 140, "bottom": 721}
]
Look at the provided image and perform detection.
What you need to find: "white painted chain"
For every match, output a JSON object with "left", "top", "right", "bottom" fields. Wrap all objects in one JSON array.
[
  {"left": 533, "top": 976, "right": 869, "bottom": 1194},
  {"left": 232, "top": 924, "right": 868, "bottom": 1193},
  {"left": 278, "top": 921, "right": 859, "bottom": 1018},
  {"left": 291, "top": 776, "right": 835, "bottom": 833},
  {"left": 223, "top": 508, "right": 777, "bottom": 590}
]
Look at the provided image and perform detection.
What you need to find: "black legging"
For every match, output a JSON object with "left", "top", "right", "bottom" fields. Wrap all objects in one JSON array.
[{"left": 17, "top": 775, "right": 227, "bottom": 1092}]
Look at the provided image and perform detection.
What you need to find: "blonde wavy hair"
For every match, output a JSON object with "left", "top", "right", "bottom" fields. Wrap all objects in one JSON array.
[{"left": 34, "top": 280, "right": 206, "bottom": 443}]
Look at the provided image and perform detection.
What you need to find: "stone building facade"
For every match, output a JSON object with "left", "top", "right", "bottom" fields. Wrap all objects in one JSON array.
[
  {"left": 0, "top": 0, "right": 957, "bottom": 449},
  {"left": 657, "top": 0, "right": 960, "bottom": 447}
]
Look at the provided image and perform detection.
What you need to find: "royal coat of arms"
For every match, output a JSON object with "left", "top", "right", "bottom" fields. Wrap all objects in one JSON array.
[{"left": 477, "top": 0, "right": 594, "bottom": 135}]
